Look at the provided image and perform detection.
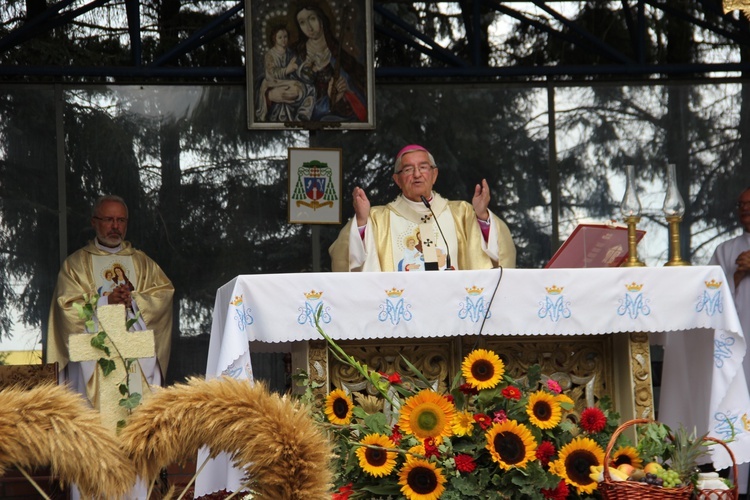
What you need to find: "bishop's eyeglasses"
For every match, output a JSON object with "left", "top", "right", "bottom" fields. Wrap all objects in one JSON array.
[{"left": 396, "top": 163, "right": 436, "bottom": 176}]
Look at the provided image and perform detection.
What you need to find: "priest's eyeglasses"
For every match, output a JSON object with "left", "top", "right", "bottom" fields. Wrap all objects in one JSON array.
[
  {"left": 94, "top": 216, "right": 128, "bottom": 225},
  {"left": 396, "top": 163, "right": 435, "bottom": 176},
  {"left": 737, "top": 201, "right": 750, "bottom": 209}
]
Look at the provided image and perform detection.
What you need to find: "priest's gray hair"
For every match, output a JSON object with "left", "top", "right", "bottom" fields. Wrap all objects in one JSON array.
[
  {"left": 93, "top": 195, "right": 128, "bottom": 217},
  {"left": 394, "top": 150, "right": 436, "bottom": 174}
]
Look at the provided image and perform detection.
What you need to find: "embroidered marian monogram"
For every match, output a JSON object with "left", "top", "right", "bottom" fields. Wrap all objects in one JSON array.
[
  {"left": 378, "top": 287, "right": 412, "bottom": 325},
  {"left": 538, "top": 285, "right": 571, "bottom": 322},
  {"left": 713, "top": 333, "right": 736, "bottom": 368},
  {"left": 298, "top": 289, "right": 332, "bottom": 327},
  {"left": 459, "top": 286, "right": 490, "bottom": 323},
  {"left": 696, "top": 279, "right": 724, "bottom": 316},
  {"left": 231, "top": 295, "right": 254, "bottom": 331},
  {"left": 617, "top": 282, "right": 651, "bottom": 319}
]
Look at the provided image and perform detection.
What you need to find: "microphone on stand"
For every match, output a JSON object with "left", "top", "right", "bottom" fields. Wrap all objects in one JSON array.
[{"left": 420, "top": 195, "right": 452, "bottom": 270}]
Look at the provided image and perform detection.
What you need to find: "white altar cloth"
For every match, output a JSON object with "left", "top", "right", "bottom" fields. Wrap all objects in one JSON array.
[{"left": 197, "top": 266, "right": 750, "bottom": 496}]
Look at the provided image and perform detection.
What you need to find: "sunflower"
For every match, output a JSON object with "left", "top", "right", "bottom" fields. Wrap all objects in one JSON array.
[
  {"left": 611, "top": 445, "right": 643, "bottom": 469},
  {"left": 407, "top": 444, "right": 426, "bottom": 460},
  {"left": 549, "top": 436, "right": 605, "bottom": 494},
  {"left": 324, "top": 388, "right": 353, "bottom": 425},
  {"left": 398, "top": 457, "right": 447, "bottom": 500},
  {"left": 398, "top": 389, "right": 456, "bottom": 440},
  {"left": 355, "top": 433, "right": 398, "bottom": 477},
  {"left": 451, "top": 410, "right": 474, "bottom": 436},
  {"left": 461, "top": 349, "right": 505, "bottom": 389},
  {"left": 485, "top": 419, "right": 537, "bottom": 470},
  {"left": 526, "top": 391, "right": 562, "bottom": 429}
]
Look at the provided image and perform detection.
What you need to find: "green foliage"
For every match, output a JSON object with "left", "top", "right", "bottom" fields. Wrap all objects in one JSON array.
[{"left": 637, "top": 422, "right": 672, "bottom": 462}]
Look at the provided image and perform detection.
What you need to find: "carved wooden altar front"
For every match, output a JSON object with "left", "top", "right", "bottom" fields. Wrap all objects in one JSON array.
[{"left": 294, "top": 331, "right": 654, "bottom": 426}]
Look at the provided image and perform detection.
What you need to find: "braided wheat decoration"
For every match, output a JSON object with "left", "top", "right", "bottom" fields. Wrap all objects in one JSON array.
[
  {"left": 119, "top": 376, "right": 333, "bottom": 499},
  {"left": 0, "top": 383, "right": 137, "bottom": 499}
]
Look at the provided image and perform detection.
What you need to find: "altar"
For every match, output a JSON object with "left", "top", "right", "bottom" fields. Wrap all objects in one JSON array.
[{"left": 197, "top": 266, "right": 750, "bottom": 496}]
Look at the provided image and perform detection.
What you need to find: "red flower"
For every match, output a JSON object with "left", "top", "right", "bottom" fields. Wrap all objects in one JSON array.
[
  {"left": 502, "top": 385, "right": 522, "bottom": 400},
  {"left": 424, "top": 437, "right": 440, "bottom": 458},
  {"left": 454, "top": 453, "right": 477, "bottom": 473},
  {"left": 379, "top": 371, "right": 402, "bottom": 384},
  {"left": 459, "top": 383, "right": 479, "bottom": 396},
  {"left": 580, "top": 407, "right": 607, "bottom": 433},
  {"left": 535, "top": 440, "right": 556, "bottom": 466},
  {"left": 390, "top": 424, "right": 403, "bottom": 445},
  {"left": 473, "top": 413, "right": 492, "bottom": 430},
  {"left": 332, "top": 483, "right": 354, "bottom": 500},
  {"left": 445, "top": 394, "right": 455, "bottom": 404},
  {"left": 541, "top": 479, "right": 569, "bottom": 500}
]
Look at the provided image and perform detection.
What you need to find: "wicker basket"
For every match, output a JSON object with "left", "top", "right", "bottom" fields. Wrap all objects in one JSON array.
[
  {"left": 599, "top": 418, "right": 693, "bottom": 500},
  {"left": 693, "top": 436, "right": 739, "bottom": 500}
]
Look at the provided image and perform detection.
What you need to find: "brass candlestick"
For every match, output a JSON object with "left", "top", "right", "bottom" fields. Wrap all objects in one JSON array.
[
  {"left": 664, "top": 215, "right": 690, "bottom": 266},
  {"left": 620, "top": 164, "right": 646, "bottom": 267},
  {"left": 663, "top": 164, "right": 690, "bottom": 266},
  {"left": 623, "top": 215, "right": 646, "bottom": 267}
]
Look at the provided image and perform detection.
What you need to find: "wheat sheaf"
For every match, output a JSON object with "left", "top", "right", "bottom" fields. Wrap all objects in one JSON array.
[
  {"left": 119, "top": 376, "right": 333, "bottom": 499},
  {"left": 0, "top": 382, "right": 137, "bottom": 498}
]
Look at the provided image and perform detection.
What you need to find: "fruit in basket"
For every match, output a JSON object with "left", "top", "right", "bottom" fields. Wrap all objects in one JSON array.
[
  {"left": 628, "top": 468, "right": 646, "bottom": 481},
  {"left": 670, "top": 425, "right": 708, "bottom": 483},
  {"left": 643, "top": 461, "right": 664, "bottom": 475},
  {"left": 589, "top": 465, "right": 629, "bottom": 482},
  {"left": 616, "top": 463, "right": 636, "bottom": 476},
  {"left": 589, "top": 465, "right": 603, "bottom": 482},
  {"left": 655, "top": 467, "right": 682, "bottom": 488}
]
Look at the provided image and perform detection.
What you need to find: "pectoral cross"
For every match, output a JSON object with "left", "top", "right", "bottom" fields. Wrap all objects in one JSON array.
[{"left": 68, "top": 304, "right": 155, "bottom": 434}]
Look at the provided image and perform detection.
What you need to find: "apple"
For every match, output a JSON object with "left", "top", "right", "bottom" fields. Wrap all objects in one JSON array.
[
  {"left": 617, "top": 463, "right": 636, "bottom": 477},
  {"left": 643, "top": 462, "right": 664, "bottom": 475}
]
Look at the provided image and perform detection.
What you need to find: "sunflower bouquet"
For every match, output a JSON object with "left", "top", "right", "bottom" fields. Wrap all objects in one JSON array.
[{"left": 302, "top": 328, "right": 629, "bottom": 500}]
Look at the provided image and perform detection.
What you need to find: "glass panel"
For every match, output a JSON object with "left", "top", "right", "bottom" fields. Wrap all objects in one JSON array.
[
  {"left": 0, "top": 86, "right": 59, "bottom": 359},
  {"left": 0, "top": 80, "right": 747, "bottom": 387},
  {"left": 554, "top": 83, "right": 746, "bottom": 266}
]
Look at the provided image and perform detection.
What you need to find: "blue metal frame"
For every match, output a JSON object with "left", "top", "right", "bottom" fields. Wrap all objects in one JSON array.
[{"left": 0, "top": 0, "right": 749, "bottom": 80}]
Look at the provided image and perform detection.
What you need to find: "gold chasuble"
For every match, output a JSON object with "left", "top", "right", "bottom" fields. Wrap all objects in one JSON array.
[
  {"left": 330, "top": 192, "right": 516, "bottom": 272},
  {"left": 47, "top": 240, "right": 174, "bottom": 406}
]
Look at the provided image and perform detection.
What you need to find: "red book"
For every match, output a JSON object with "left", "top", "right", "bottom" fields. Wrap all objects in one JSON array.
[{"left": 545, "top": 222, "right": 646, "bottom": 269}]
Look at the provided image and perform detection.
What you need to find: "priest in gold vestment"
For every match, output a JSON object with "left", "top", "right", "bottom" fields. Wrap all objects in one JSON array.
[
  {"left": 46, "top": 195, "right": 174, "bottom": 408},
  {"left": 330, "top": 144, "right": 516, "bottom": 272}
]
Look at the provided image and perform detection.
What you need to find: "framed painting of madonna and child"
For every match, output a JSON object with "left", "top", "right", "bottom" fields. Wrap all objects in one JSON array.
[{"left": 246, "top": 0, "right": 375, "bottom": 130}]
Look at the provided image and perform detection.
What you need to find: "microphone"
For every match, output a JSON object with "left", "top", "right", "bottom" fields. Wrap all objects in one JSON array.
[{"left": 420, "top": 195, "right": 452, "bottom": 270}]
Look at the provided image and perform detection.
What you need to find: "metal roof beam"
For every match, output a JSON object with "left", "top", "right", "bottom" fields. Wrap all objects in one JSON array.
[
  {"left": 151, "top": 3, "right": 243, "bottom": 67},
  {"left": 374, "top": 3, "right": 469, "bottom": 67},
  {"left": 0, "top": 0, "right": 78, "bottom": 52}
]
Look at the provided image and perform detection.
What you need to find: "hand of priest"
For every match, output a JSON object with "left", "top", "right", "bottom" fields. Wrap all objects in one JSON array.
[
  {"left": 472, "top": 178, "right": 491, "bottom": 221},
  {"left": 353, "top": 186, "right": 370, "bottom": 227}
]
